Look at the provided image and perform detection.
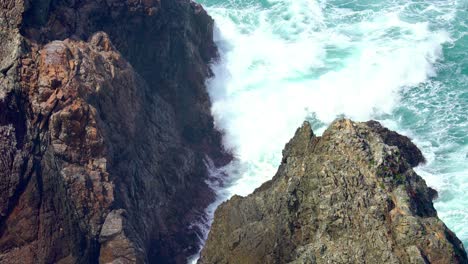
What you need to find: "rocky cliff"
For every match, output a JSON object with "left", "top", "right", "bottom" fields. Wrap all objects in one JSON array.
[
  {"left": 0, "top": 0, "right": 229, "bottom": 263},
  {"left": 199, "top": 119, "right": 468, "bottom": 264}
]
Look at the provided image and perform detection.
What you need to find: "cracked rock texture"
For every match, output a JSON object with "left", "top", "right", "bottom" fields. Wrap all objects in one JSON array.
[
  {"left": 199, "top": 119, "right": 468, "bottom": 264},
  {"left": 0, "top": 0, "right": 229, "bottom": 263}
]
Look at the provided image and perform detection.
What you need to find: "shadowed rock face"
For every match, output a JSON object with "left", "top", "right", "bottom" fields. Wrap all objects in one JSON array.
[
  {"left": 199, "top": 119, "right": 468, "bottom": 264},
  {"left": 0, "top": 0, "right": 229, "bottom": 263}
]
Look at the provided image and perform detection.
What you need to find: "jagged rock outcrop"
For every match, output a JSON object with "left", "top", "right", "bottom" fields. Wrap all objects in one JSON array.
[
  {"left": 0, "top": 0, "right": 229, "bottom": 263},
  {"left": 199, "top": 119, "right": 468, "bottom": 264}
]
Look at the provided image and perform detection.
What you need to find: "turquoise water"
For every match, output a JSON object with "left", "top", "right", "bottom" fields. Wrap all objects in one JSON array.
[{"left": 194, "top": 0, "right": 468, "bottom": 255}]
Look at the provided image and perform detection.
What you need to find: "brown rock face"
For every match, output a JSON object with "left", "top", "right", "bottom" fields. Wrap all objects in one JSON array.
[
  {"left": 0, "top": 0, "right": 229, "bottom": 263},
  {"left": 199, "top": 119, "right": 468, "bottom": 264}
]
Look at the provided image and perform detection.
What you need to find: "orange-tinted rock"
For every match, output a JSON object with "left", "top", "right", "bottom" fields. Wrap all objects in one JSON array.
[{"left": 0, "top": 0, "right": 230, "bottom": 263}]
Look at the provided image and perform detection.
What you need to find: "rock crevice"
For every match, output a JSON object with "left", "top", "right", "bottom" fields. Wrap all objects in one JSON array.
[{"left": 0, "top": 0, "right": 229, "bottom": 263}]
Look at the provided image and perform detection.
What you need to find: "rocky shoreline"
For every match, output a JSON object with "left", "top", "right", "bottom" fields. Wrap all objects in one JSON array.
[
  {"left": 1, "top": 0, "right": 229, "bottom": 263},
  {"left": 199, "top": 119, "right": 468, "bottom": 264},
  {"left": 1, "top": 1, "right": 467, "bottom": 264}
]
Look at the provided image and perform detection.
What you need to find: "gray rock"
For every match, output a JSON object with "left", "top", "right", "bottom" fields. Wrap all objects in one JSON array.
[
  {"left": 199, "top": 119, "right": 468, "bottom": 264},
  {"left": 100, "top": 210, "right": 125, "bottom": 242}
]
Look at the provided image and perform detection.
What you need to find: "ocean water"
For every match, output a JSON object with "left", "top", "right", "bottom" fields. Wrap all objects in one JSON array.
[{"left": 190, "top": 0, "right": 468, "bottom": 260}]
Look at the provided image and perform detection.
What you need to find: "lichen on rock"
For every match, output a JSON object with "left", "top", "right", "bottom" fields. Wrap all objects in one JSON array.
[{"left": 199, "top": 119, "right": 468, "bottom": 264}]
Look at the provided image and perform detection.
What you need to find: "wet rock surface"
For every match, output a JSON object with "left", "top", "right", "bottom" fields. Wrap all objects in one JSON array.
[
  {"left": 199, "top": 119, "right": 468, "bottom": 264},
  {"left": 0, "top": 0, "right": 229, "bottom": 263}
]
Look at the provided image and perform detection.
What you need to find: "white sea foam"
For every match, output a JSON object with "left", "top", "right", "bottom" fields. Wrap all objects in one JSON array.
[
  {"left": 206, "top": 0, "right": 450, "bottom": 197},
  {"left": 188, "top": 0, "right": 464, "bottom": 262}
]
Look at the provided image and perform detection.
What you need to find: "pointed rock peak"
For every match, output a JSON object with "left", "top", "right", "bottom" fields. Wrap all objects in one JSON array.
[
  {"left": 282, "top": 121, "right": 315, "bottom": 160},
  {"left": 199, "top": 120, "right": 467, "bottom": 264}
]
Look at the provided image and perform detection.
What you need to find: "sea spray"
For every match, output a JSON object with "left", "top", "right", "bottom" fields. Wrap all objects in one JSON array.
[
  {"left": 204, "top": 0, "right": 450, "bottom": 195},
  {"left": 190, "top": 0, "right": 468, "bottom": 260}
]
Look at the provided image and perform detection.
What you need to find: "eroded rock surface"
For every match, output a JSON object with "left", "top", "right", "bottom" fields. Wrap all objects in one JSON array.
[
  {"left": 0, "top": 0, "right": 229, "bottom": 263},
  {"left": 199, "top": 119, "right": 468, "bottom": 264}
]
